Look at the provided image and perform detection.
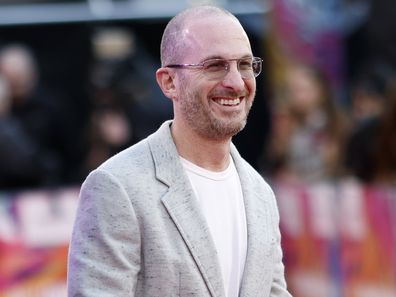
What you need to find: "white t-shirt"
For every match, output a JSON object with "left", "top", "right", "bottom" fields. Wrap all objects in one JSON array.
[{"left": 180, "top": 156, "right": 247, "bottom": 297}]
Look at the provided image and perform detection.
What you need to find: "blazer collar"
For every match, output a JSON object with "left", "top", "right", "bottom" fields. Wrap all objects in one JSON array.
[
  {"left": 147, "top": 121, "right": 226, "bottom": 297},
  {"left": 147, "top": 121, "right": 272, "bottom": 297},
  {"left": 232, "top": 147, "right": 274, "bottom": 297}
]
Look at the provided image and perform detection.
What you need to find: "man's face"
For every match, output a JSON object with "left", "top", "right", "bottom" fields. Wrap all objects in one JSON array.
[{"left": 173, "top": 16, "right": 256, "bottom": 140}]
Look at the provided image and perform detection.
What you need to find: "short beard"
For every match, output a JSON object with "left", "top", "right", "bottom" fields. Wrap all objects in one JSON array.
[
  {"left": 204, "top": 110, "right": 248, "bottom": 140},
  {"left": 179, "top": 77, "right": 252, "bottom": 140}
]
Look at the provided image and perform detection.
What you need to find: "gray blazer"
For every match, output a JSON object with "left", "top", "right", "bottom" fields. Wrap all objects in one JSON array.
[{"left": 67, "top": 121, "right": 292, "bottom": 297}]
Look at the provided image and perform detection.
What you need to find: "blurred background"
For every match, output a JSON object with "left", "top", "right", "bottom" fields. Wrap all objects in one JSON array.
[{"left": 0, "top": 0, "right": 395, "bottom": 296}]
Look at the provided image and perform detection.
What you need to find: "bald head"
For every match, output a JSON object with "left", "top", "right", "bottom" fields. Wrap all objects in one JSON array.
[{"left": 160, "top": 6, "right": 241, "bottom": 67}]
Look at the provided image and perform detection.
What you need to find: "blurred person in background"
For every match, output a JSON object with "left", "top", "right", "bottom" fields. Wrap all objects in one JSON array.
[
  {"left": 349, "top": 63, "right": 390, "bottom": 124},
  {"left": 68, "top": 5, "right": 292, "bottom": 297},
  {"left": 0, "top": 43, "right": 74, "bottom": 188},
  {"left": 263, "top": 64, "right": 349, "bottom": 183},
  {"left": 83, "top": 28, "right": 135, "bottom": 172},
  {"left": 343, "top": 63, "right": 392, "bottom": 183},
  {"left": 83, "top": 27, "right": 173, "bottom": 173},
  {"left": 373, "top": 79, "right": 396, "bottom": 183},
  {"left": 0, "top": 74, "right": 45, "bottom": 189},
  {"left": 345, "top": 74, "right": 396, "bottom": 184}
]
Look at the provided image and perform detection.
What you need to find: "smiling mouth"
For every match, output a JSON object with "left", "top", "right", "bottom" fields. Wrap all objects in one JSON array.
[{"left": 213, "top": 98, "right": 242, "bottom": 106}]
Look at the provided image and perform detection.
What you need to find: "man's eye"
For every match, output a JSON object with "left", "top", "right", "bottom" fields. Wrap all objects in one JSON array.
[
  {"left": 239, "top": 60, "right": 253, "bottom": 70},
  {"left": 204, "top": 60, "right": 228, "bottom": 72}
]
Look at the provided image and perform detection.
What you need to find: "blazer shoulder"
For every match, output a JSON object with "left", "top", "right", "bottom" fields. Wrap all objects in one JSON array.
[{"left": 96, "top": 138, "right": 154, "bottom": 179}]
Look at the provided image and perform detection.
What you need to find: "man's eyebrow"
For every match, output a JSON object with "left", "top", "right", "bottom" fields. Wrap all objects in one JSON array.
[
  {"left": 199, "top": 54, "right": 253, "bottom": 63},
  {"left": 199, "top": 55, "right": 223, "bottom": 63}
]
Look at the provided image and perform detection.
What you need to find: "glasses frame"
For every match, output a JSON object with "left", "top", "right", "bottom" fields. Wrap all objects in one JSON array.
[{"left": 165, "top": 56, "right": 263, "bottom": 80}]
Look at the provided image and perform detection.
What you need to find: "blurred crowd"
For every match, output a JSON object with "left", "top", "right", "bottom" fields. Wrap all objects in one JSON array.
[
  {"left": 0, "top": 27, "right": 172, "bottom": 191},
  {"left": 0, "top": 13, "right": 396, "bottom": 191},
  {"left": 260, "top": 0, "right": 396, "bottom": 186},
  {"left": 261, "top": 62, "right": 396, "bottom": 186}
]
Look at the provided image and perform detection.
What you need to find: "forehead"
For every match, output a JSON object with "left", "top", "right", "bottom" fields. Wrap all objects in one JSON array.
[{"left": 181, "top": 15, "right": 252, "bottom": 60}]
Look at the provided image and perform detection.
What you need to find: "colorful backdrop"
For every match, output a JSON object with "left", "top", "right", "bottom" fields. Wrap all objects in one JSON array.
[
  {"left": 275, "top": 179, "right": 396, "bottom": 297},
  {"left": 0, "top": 181, "right": 395, "bottom": 297}
]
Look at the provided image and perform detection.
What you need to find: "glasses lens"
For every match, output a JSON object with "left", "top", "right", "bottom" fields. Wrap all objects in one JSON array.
[
  {"left": 238, "top": 58, "right": 255, "bottom": 79},
  {"left": 237, "top": 57, "right": 262, "bottom": 79},
  {"left": 203, "top": 59, "right": 229, "bottom": 80},
  {"left": 201, "top": 57, "right": 262, "bottom": 80}
]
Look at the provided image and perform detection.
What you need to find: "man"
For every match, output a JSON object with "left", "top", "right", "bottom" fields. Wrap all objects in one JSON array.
[{"left": 68, "top": 5, "right": 292, "bottom": 297}]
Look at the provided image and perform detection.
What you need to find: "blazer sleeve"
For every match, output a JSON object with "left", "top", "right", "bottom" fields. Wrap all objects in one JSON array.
[
  {"left": 270, "top": 227, "right": 293, "bottom": 297},
  {"left": 269, "top": 187, "right": 293, "bottom": 297},
  {"left": 67, "top": 169, "right": 141, "bottom": 297}
]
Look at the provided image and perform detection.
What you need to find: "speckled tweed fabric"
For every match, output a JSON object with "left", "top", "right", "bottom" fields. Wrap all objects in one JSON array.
[{"left": 67, "top": 121, "right": 292, "bottom": 297}]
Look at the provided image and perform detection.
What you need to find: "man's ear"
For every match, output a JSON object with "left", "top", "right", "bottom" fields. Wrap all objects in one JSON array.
[{"left": 156, "top": 68, "right": 177, "bottom": 100}]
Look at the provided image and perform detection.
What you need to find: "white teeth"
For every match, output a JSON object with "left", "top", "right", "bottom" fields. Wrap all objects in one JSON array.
[{"left": 218, "top": 98, "right": 241, "bottom": 106}]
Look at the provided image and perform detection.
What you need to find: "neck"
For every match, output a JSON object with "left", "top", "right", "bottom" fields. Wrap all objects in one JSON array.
[{"left": 171, "top": 120, "right": 232, "bottom": 171}]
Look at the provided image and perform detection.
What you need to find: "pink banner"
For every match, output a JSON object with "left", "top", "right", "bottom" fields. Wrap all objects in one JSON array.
[
  {"left": 0, "top": 188, "right": 79, "bottom": 297},
  {"left": 275, "top": 179, "right": 396, "bottom": 297}
]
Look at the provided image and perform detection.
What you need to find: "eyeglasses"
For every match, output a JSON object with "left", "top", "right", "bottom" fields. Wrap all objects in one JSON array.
[{"left": 165, "top": 57, "right": 262, "bottom": 80}]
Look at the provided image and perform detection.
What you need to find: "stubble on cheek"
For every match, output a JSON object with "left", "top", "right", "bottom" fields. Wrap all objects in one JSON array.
[
  {"left": 183, "top": 94, "right": 252, "bottom": 139},
  {"left": 178, "top": 73, "right": 255, "bottom": 139}
]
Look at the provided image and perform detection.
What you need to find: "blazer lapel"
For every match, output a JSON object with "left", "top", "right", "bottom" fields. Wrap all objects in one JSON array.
[
  {"left": 147, "top": 121, "right": 226, "bottom": 297},
  {"left": 231, "top": 146, "right": 274, "bottom": 297}
]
